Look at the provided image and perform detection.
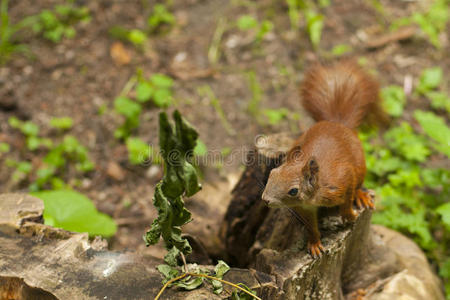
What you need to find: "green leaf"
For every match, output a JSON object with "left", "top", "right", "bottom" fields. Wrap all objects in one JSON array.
[
  {"left": 381, "top": 85, "right": 406, "bottom": 117},
  {"left": 212, "top": 260, "right": 230, "bottom": 294},
  {"left": 237, "top": 15, "right": 258, "bottom": 30},
  {"left": 331, "top": 44, "right": 352, "bottom": 56},
  {"left": 173, "top": 276, "right": 203, "bottom": 290},
  {"left": 263, "top": 108, "right": 288, "bottom": 125},
  {"left": 114, "top": 96, "right": 142, "bottom": 119},
  {"left": 414, "top": 110, "right": 450, "bottom": 157},
  {"left": 128, "top": 29, "right": 147, "bottom": 46},
  {"left": 151, "top": 74, "right": 174, "bottom": 89},
  {"left": 416, "top": 67, "right": 443, "bottom": 94},
  {"left": 32, "top": 190, "right": 117, "bottom": 237},
  {"left": 256, "top": 20, "right": 273, "bottom": 42},
  {"left": 425, "top": 91, "right": 450, "bottom": 113},
  {"left": 436, "top": 203, "right": 450, "bottom": 229},
  {"left": 153, "top": 89, "right": 172, "bottom": 108},
  {"left": 135, "top": 81, "right": 154, "bottom": 103},
  {"left": 194, "top": 139, "right": 208, "bottom": 156},
  {"left": 50, "top": 117, "right": 73, "bottom": 130},
  {"left": 157, "top": 264, "right": 179, "bottom": 283},
  {"left": 21, "top": 121, "right": 39, "bottom": 136},
  {"left": 0, "top": 142, "right": 10, "bottom": 153},
  {"left": 384, "top": 122, "right": 430, "bottom": 162},
  {"left": 26, "top": 136, "right": 41, "bottom": 151},
  {"left": 126, "top": 137, "right": 150, "bottom": 165},
  {"left": 306, "top": 11, "right": 324, "bottom": 49},
  {"left": 164, "top": 246, "right": 180, "bottom": 267}
]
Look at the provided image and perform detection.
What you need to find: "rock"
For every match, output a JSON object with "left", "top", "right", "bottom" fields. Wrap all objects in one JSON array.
[
  {"left": 106, "top": 161, "right": 126, "bottom": 181},
  {"left": 363, "top": 225, "right": 444, "bottom": 300}
]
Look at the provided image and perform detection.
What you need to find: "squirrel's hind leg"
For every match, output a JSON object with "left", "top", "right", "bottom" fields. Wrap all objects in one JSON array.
[{"left": 340, "top": 173, "right": 358, "bottom": 222}]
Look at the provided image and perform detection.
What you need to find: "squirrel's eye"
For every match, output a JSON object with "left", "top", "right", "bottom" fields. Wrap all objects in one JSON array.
[{"left": 288, "top": 188, "right": 298, "bottom": 196}]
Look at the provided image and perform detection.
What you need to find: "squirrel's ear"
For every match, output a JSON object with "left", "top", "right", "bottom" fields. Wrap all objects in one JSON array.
[
  {"left": 302, "top": 157, "right": 319, "bottom": 184},
  {"left": 287, "top": 145, "right": 302, "bottom": 162}
]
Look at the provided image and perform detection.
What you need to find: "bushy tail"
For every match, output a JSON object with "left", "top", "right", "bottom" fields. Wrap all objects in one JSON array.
[{"left": 300, "top": 61, "right": 386, "bottom": 129}]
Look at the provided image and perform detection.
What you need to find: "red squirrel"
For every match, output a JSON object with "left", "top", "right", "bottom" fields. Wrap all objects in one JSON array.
[{"left": 261, "top": 61, "right": 385, "bottom": 258}]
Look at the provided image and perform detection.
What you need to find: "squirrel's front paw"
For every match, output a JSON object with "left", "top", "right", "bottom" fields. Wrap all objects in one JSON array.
[
  {"left": 308, "top": 240, "right": 325, "bottom": 259},
  {"left": 356, "top": 188, "right": 375, "bottom": 209}
]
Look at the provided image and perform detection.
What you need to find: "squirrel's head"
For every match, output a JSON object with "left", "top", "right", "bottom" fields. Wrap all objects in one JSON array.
[{"left": 261, "top": 146, "right": 319, "bottom": 208}]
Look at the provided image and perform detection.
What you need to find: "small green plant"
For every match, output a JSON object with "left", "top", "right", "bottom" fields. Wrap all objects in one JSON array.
[
  {"left": 32, "top": 2, "right": 90, "bottom": 43},
  {"left": 114, "top": 72, "right": 174, "bottom": 140},
  {"left": 415, "top": 67, "right": 450, "bottom": 113},
  {"left": 0, "top": 0, "right": 35, "bottom": 64},
  {"left": 263, "top": 108, "right": 289, "bottom": 125},
  {"left": 32, "top": 189, "right": 117, "bottom": 237},
  {"left": 0, "top": 142, "right": 10, "bottom": 153},
  {"left": 330, "top": 44, "right": 353, "bottom": 57},
  {"left": 126, "top": 137, "right": 161, "bottom": 165},
  {"left": 135, "top": 73, "right": 174, "bottom": 107},
  {"left": 236, "top": 15, "right": 273, "bottom": 43},
  {"left": 284, "top": 0, "right": 324, "bottom": 49},
  {"left": 7, "top": 116, "right": 94, "bottom": 190},
  {"left": 148, "top": 3, "right": 175, "bottom": 32},
  {"left": 390, "top": 0, "right": 449, "bottom": 49},
  {"left": 145, "top": 111, "right": 260, "bottom": 299},
  {"left": 305, "top": 10, "right": 324, "bottom": 49},
  {"left": 8, "top": 117, "right": 52, "bottom": 151},
  {"left": 6, "top": 159, "right": 32, "bottom": 184},
  {"left": 114, "top": 96, "right": 142, "bottom": 139},
  {"left": 381, "top": 85, "right": 406, "bottom": 117},
  {"left": 50, "top": 117, "right": 73, "bottom": 130},
  {"left": 246, "top": 71, "right": 263, "bottom": 122},
  {"left": 362, "top": 74, "right": 450, "bottom": 298},
  {"left": 109, "top": 26, "right": 148, "bottom": 47}
]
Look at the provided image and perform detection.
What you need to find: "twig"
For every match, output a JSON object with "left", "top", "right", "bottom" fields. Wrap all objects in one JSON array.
[{"left": 154, "top": 271, "right": 262, "bottom": 300}]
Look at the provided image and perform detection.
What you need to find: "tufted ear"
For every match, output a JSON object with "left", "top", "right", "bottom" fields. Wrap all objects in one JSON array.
[
  {"left": 286, "top": 145, "right": 302, "bottom": 162},
  {"left": 302, "top": 157, "right": 319, "bottom": 187}
]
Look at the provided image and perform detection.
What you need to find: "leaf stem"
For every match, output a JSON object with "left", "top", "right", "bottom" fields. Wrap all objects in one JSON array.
[{"left": 154, "top": 272, "right": 262, "bottom": 300}]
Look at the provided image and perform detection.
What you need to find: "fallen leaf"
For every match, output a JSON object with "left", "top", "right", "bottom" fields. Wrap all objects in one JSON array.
[{"left": 110, "top": 42, "right": 131, "bottom": 66}]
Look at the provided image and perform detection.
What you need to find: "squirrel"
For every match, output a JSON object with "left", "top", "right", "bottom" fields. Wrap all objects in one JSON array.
[{"left": 261, "top": 61, "right": 385, "bottom": 258}]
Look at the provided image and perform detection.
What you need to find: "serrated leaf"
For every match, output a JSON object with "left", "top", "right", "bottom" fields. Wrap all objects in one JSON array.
[
  {"left": 157, "top": 264, "right": 179, "bottom": 283},
  {"left": 164, "top": 246, "right": 180, "bottom": 267}
]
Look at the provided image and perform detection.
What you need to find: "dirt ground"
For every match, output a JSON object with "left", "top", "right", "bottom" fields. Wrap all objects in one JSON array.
[{"left": 1, "top": 0, "right": 449, "bottom": 259}]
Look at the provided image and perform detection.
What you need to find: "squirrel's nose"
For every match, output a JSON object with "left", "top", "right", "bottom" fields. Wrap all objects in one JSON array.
[{"left": 261, "top": 191, "right": 272, "bottom": 206}]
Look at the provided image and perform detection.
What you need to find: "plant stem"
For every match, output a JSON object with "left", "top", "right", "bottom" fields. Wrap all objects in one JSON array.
[
  {"left": 180, "top": 252, "right": 188, "bottom": 273},
  {"left": 154, "top": 272, "right": 262, "bottom": 300}
]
